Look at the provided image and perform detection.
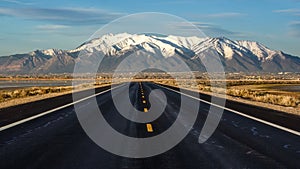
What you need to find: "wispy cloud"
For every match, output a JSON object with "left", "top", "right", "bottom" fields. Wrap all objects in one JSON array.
[
  {"left": 288, "top": 21, "right": 300, "bottom": 37},
  {"left": 174, "top": 21, "right": 246, "bottom": 38},
  {"left": 0, "top": 7, "right": 124, "bottom": 25},
  {"left": 36, "top": 24, "right": 70, "bottom": 31},
  {"left": 273, "top": 8, "right": 300, "bottom": 14},
  {"left": 189, "top": 12, "right": 245, "bottom": 19},
  {"left": 204, "top": 12, "right": 245, "bottom": 18},
  {"left": 0, "top": 0, "right": 34, "bottom": 5},
  {"left": 158, "top": 0, "right": 196, "bottom": 4},
  {"left": 290, "top": 20, "right": 300, "bottom": 25},
  {"left": 274, "top": 8, "right": 300, "bottom": 37}
]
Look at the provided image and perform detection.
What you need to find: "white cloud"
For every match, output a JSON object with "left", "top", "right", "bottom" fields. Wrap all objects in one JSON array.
[
  {"left": 174, "top": 21, "right": 247, "bottom": 38},
  {"left": 273, "top": 9, "right": 300, "bottom": 13},
  {"left": 288, "top": 21, "right": 300, "bottom": 37},
  {"left": 289, "top": 20, "right": 300, "bottom": 25},
  {"left": 36, "top": 24, "right": 70, "bottom": 31},
  {"left": 0, "top": 7, "right": 124, "bottom": 25},
  {"left": 204, "top": 12, "right": 245, "bottom": 18},
  {"left": 0, "top": 0, "right": 34, "bottom": 5},
  {"left": 274, "top": 9, "right": 300, "bottom": 37}
]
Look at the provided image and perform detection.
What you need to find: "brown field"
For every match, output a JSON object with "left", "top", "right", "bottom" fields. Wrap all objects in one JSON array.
[
  {"left": 0, "top": 73, "right": 299, "bottom": 115},
  {"left": 0, "top": 80, "right": 111, "bottom": 109},
  {"left": 153, "top": 79, "right": 300, "bottom": 115}
]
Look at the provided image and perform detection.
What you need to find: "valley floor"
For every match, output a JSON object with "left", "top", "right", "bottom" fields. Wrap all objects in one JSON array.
[{"left": 0, "top": 78, "right": 299, "bottom": 116}]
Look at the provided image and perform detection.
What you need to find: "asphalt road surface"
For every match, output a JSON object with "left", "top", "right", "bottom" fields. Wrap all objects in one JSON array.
[{"left": 0, "top": 82, "right": 299, "bottom": 169}]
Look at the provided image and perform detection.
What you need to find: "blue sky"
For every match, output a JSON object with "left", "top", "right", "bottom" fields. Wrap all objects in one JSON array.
[{"left": 0, "top": 0, "right": 300, "bottom": 56}]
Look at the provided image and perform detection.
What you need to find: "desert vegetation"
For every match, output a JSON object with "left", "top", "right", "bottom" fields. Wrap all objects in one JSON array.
[
  {"left": 0, "top": 86, "right": 73, "bottom": 102},
  {"left": 0, "top": 72, "right": 299, "bottom": 112},
  {"left": 0, "top": 79, "right": 111, "bottom": 104},
  {"left": 153, "top": 78, "right": 300, "bottom": 108},
  {"left": 226, "top": 88, "right": 299, "bottom": 107}
]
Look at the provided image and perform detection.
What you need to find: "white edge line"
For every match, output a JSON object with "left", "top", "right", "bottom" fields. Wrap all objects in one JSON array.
[
  {"left": 155, "top": 83, "right": 300, "bottom": 136},
  {"left": 0, "top": 84, "right": 123, "bottom": 132}
]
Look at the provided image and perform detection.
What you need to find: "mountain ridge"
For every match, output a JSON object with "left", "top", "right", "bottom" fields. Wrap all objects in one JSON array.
[{"left": 1, "top": 33, "right": 300, "bottom": 74}]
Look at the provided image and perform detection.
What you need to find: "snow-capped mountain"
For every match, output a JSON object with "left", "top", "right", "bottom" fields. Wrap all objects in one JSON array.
[
  {"left": 71, "top": 33, "right": 204, "bottom": 57},
  {"left": 236, "top": 40, "right": 277, "bottom": 61},
  {"left": 0, "top": 33, "right": 299, "bottom": 74}
]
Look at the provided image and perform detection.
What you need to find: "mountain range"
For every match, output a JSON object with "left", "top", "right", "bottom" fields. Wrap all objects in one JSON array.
[{"left": 1, "top": 33, "right": 300, "bottom": 74}]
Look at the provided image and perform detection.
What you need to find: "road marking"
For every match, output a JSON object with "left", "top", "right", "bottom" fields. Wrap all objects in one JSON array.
[
  {"left": 140, "top": 83, "right": 152, "bottom": 133},
  {"left": 0, "top": 84, "right": 124, "bottom": 132},
  {"left": 155, "top": 83, "right": 300, "bottom": 136},
  {"left": 146, "top": 123, "right": 153, "bottom": 132}
]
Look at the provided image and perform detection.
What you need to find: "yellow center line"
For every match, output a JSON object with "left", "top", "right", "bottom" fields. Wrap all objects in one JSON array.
[
  {"left": 139, "top": 83, "right": 153, "bottom": 133},
  {"left": 146, "top": 123, "right": 153, "bottom": 132}
]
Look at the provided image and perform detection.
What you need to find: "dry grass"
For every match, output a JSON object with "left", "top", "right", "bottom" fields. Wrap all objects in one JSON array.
[
  {"left": 0, "top": 82, "right": 113, "bottom": 109},
  {"left": 0, "top": 86, "right": 73, "bottom": 102},
  {"left": 226, "top": 89, "right": 299, "bottom": 107},
  {"left": 225, "top": 80, "right": 300, "bottom": 87},
  {"left": 0, "top": 77, "right": 299, "bottom": 114},
  {"left": 153, "top": 79, "right": 300, "bottom": 108},
  {"left": 0, "top": 80, "right": 112, "bottom": 103}
]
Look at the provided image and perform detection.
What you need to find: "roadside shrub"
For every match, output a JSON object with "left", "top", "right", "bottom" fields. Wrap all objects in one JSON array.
[
  {"left": 226, "top": 89, "right": 299, "bottom": 107},
  {"left": 0, "top": 86, "right": 74, "bottom": 103}
]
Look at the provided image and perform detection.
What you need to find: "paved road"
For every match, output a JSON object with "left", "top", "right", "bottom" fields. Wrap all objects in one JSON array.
[{"left": 0, "top": 82, "right": 299, "bottom": 169}]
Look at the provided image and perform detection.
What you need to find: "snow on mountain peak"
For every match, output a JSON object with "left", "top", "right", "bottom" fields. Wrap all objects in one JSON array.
[
  {"left": 28, "top": 49, "right": 63, "bottom": 56},
  {"left": 42, "top": 49, "right": 57, "bottom": 56},
  {"left": 68, "top": 33, "right": 282, "bottom": 61},
  {"left": 2, "top": 33, "right": 299, "bottom": 74},
  {"left": 236, "top": 40, "right": 276, "bottom": 60},
  {"left": 70, "top": 33, "right": 205, "bottom": 57},
  {"left": 162, "top": 35, "right": 205, "bottom": 49},
  {"left": 193, "top": 37, "right": 250, "bottom": 59},
  {"left": 70, "top": 32, "right": 132, "bottom": 53}
]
